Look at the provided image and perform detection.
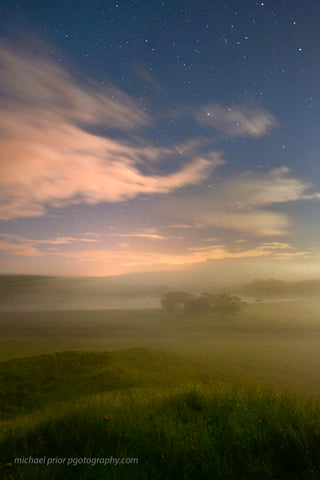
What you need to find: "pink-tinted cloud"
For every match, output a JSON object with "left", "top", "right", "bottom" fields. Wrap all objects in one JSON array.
[
  {"left": 170, "top": 223, "right": 203, "bottom": 229},
  {"left": 0, "top": 232, "right": 309, "bottom": 275},
  {"left": 0, "top": 43, "right": 148, "bottom": 130},
  {"left": 0, "top": 43, "right": 223, "bottom": 219},
  {"left": 0, "top": 239, "right": 42, "bottom": 257},
  {"left": 110, "top": 230, "right": 169, "bottom": 240},
  {"left": 0, "top": 234, "right": 99, "bottom": 257},
  {"left": 53, "top": 240, "right": 312, "bottom": 276}
]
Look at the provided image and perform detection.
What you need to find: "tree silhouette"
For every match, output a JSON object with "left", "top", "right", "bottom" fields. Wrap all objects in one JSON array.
[
  {"left": 184, "top": 296, "right": 210, "bottom": 316},
  {"left": 161, "top": 291, "right": 195, "bottom": 313},
  {"left": 203, "top": 293, "right": 245, "bottom": 321},
  {"left": 162, "top": 291, "right": 246, "bottom": 321}
]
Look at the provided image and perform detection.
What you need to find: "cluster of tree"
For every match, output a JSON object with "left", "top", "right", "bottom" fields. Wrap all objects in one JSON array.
[{"left": 161, "top": 291, "right": 246, "bottom": 320}]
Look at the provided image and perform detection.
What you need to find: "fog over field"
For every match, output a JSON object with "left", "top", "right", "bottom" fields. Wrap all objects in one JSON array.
[
  {"left": 1, "top": 273, "right": 318, "bottom": 311},
  {"left": 0, "top": 274, "right": 320, "bottom": 395},
  {"left": 0, "top": 275, "right": 165, "bottom": 311},
  {"left": 1, "top": 274, "right": 320, "bottom": 311}
]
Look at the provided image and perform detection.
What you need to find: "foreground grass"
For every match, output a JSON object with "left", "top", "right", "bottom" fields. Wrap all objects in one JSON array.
[
  {"left": 1, "top": 349, "right": 320, "bottom": 479},
  {"left": 1, "top": 386, "right": 320, "bottom": 479}
]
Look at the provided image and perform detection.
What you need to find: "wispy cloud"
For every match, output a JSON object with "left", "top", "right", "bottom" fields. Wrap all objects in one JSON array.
[
  {"left": 0, "top": 234, "right": 99, "bottom": 257},
  {"left": 0, "top": 42, "right": 148, "bottom": 130},
  {"left": 223, "top": 167, "right": 314, "bottom": 210},
  {"left": 199, "top": 209, "right": 290, "bottom": 237},
  {"left": 134, "top": 65, "right": 164, "bottom": 92},
  {"left": 155, "top": 166, "right": 320, "bottom": 237},
  {"left": 0, "top": 238, "right": 42, "bottom": 257},
  {"left": 52, "top": 240, "right": 312, "bottom": 275},
  {"left": 201, "top": 237, "right": 219, "bottom": 243},
  {"left": 110, "top": 229, "right": 170, "bottom": 240},
  {"left": 0, "top": 43, "right": 223, "bottom": 219},
  {"left": 170, "top": 223, "right": 203, "bottom": 229},
  {"left": 0, "top": 232, "right": 310, "bottom": 275},
  {"left": 196, "top": 103, "right": 277, "bottom": 137},
  {"left": 153, "top": 193, "right": 290, "bottom": 238}
]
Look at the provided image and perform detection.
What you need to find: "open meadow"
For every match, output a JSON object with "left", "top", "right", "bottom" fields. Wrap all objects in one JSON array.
[
  {"left": 1, "top": 299, "right": 320, "bottom": 479},
  {"left": 1, "top": 300, "right": 320, "bottom": 390}
]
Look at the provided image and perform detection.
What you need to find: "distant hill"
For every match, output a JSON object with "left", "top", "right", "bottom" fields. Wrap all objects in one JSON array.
[
  {"left": 0, "top": 274, "right": 168, "bottom": 296},
  {"left": 238, "top": 278, "right": 320, "bottom": 299},
  {"left": 0, "top": 275, "right": 168, "bottom": 310}
]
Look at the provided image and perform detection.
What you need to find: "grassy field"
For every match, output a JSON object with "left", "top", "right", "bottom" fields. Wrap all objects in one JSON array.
[
  {"left": 1, "top": 300, "right": 320, "bottom": 478},
  {"left": 1, "top": 348, "right": 320, "bottom": 479},
  {"left": 1, "top": 301, "right": 320, "bottom": 390}
]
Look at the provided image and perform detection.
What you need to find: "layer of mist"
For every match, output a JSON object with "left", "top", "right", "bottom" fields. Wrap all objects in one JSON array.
[{"left": 1, "top": 275, "right": 320, "bottom": 311}]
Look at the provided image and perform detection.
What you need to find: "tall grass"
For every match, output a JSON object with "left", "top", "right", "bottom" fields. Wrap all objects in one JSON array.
[{"left": 1, "top": 374, "right": 320, "bottom": 478}]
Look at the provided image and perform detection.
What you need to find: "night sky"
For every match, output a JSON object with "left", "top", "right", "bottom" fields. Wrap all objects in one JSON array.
[{"left": 0, "top": 0, "right": 320, "bottom": 282}]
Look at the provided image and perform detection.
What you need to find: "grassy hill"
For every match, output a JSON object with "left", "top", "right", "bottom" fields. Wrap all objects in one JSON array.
[
  {"left": 1, "top": 348, "right": 320, "bottom": 479},
  {"left": 0, "top": 348, "right": 211, "bottom": 420}
]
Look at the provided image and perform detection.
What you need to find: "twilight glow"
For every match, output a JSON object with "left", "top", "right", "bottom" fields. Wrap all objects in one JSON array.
[{"left": 0, "top": 1, "right": 320, "bottom": 284}]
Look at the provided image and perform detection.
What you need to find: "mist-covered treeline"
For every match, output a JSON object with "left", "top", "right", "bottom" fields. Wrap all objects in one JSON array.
[{"left": 238, "top": 279, "right": 320, "bottom": 298}]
